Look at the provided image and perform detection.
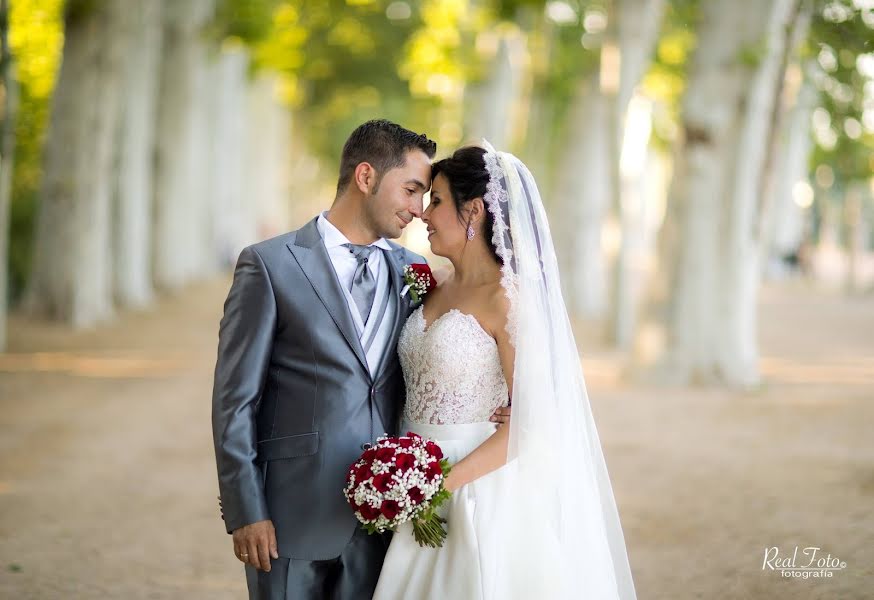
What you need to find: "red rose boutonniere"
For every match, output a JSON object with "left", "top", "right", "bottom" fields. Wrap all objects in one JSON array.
[{"left": 401, "top": 263, "right": 436, "bottom": 304}]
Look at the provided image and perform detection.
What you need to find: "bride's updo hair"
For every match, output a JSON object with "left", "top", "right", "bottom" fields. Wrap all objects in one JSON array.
[{"left": 430, "top": 146, "right": 501, "bottom": 264}]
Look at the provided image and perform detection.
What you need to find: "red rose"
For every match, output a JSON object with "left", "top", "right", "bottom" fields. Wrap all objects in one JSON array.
[
  {"left": 425, "top": 441, "right": 443, "bottom": 460},
  {"left": 406, "top": 431, "right": 422, "bottom": 439},
  {"left": 359, "top": 503, "right": 380, "bottom": 520},
  {"left": 397, "top": 438, "right": 414, "bottom": 449},
  {"left": 395, "top": 452, "right": 416, "bottom": 470},
  {"left": 425, "top": 461, "right": 443, "bottom": 479},
  {"left": 381, "top": 499, "right": 401, "bottom": 520},
  {"left": 408, "top": 487, "right": 424, "bottom": 505},
  {"left": 410, "top": 263, "right": 437, "bottom": 293},
  {"left": 355, "top": 464, "right": 372, "bottom": 482},
  {"left": 362, "top": 448, "right": 376, "bottom": 462},
  {"left": 372, "top": 472, "right": 394, "bottom": 492},
  {"left": 375, "top": 446, "right": 396, "bottom": 463}
]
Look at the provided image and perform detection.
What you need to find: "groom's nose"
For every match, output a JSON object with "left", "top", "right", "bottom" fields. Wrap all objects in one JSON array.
[{"left": 409, "top": 195, "right": 424, "bottom": 219}]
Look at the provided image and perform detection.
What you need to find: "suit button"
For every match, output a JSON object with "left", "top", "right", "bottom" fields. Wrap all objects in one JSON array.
[
  {"left": 361, "top": 443, "right": 372, "bottom": 451},
  {"left": 370, "top": 387, "right": 376, "bottom": 400}
]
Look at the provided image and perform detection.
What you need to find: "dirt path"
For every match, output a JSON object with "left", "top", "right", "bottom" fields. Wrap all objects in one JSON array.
[{"left": 0, "top": 279, "right": 871, "bottom": 599}]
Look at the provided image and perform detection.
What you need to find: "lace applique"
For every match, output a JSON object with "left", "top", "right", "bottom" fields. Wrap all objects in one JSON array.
[
  {"left": 399, "top": 307, "right": 509, "bottom": 425},
  {"left": 483, "top": 149, "right": 519, "bottom": 346}
]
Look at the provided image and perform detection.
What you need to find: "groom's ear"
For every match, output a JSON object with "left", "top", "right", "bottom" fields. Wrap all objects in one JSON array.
[{"left": 353, "top": 162, "right": 377, "bottom": 194}]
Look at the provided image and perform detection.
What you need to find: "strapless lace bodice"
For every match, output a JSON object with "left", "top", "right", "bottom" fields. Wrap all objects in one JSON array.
[{"left": 398, "top": 306, "right": 509, "bottom": 425}]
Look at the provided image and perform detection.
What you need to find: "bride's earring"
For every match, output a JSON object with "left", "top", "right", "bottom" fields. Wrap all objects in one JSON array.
[{"left": 467, "top": 224, "right": 475, "bottom": 240}]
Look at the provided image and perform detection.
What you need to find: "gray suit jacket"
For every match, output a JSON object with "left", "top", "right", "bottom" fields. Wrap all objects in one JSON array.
[{"left": 212, "top": 216, "right": 424, "bottom": 560}]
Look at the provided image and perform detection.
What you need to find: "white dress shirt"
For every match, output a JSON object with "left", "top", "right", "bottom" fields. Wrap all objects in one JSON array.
[{"left": 317, "top": 212, "right": 396, "bottom": 377}]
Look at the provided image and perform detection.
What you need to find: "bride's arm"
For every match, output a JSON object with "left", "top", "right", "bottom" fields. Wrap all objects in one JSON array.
[{"left": 442, "top": 293, "right": 514, "bottom": 493}]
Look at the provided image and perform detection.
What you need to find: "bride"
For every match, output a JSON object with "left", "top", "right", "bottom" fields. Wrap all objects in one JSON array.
[{"left": 373, "top": 144, "right": 637, "bottom": 599}]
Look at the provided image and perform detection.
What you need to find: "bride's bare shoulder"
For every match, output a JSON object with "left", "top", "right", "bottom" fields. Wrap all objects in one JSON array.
[{"left": 482, "top": 282, "right": 511, "bottom": 335}]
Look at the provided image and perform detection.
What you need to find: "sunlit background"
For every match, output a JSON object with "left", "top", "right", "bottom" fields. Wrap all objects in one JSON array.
[{"left": 0, "top": 1, "right": 872, "bottom": 598}]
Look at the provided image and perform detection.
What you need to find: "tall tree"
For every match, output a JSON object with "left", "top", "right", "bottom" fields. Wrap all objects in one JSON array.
[
  {"left": 549, "top": 2, "right": 609, "bottom": 320},
  {"left": 6, "top": 0, "right": 63, "bottom": 306},
  {"left": 25, "top": 0, "right": 128, "bottom": 326},
  {"left": 766, "top": 69, "right": 816, "bottom": 269},
  {"left": 210, "top": 47, "right": 256, "bottom": 263},
  {"left": 806, "top": 1, "right": 874, "bottom": 292},
  {"left": 550, "top": 0, "right": 664, "bottom": 326},
  {"left": 152, "top": 0, "right": 217, "bottom": 291},
  {"left": 607, "top": 0, "right": 666, "bottom": 347},
  {"left": 663, "top": 0, "right": 804, "bottom": 385},
  {"left": 761, "top": 5, "right": 814, "bottom": 275},
  {"left": 113, "top": 0, "right": 163, "bottom": 308},
  {"left": 0, "top": 0, "right": 18, "bottom": 348}
]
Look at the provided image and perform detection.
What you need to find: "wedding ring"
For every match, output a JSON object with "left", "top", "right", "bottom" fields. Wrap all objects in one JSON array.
[{"left": 240, "top": 552, "right": 249, "bottom": 558}]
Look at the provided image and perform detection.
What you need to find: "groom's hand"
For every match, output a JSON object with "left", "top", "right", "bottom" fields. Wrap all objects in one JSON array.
[
  {"left": 490, "top": 406, "right": 511, "bottom": 425},
  {"left": 232, "top": 519, "right": 279, "bottom": 572}
]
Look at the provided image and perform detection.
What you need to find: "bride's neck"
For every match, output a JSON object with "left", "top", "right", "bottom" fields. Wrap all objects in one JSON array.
[{"left": 449, "top": 246, "right": 500, "bottom": 286}]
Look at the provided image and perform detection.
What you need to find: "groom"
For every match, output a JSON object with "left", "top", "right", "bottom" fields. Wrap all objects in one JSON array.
[{"left": 213, "top": 120, "right": 509, "bottom": 599}]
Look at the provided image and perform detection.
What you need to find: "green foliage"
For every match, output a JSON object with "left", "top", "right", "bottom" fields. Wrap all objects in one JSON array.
[
  {"left": 8, "top": 0, "right": 872, "bottom": 302},
  {"left": 807, "top": 0, "right": 874, "bottom": 185},
  {"left": 214, "top": 0, "right": 429, "bottom": 163},
  {"left": 63, "top": 0, "right": 101, "bottom": 26},
  {"left": 8, "top": 0, "right": 64, "bottom": 300},
  {"left": 212, "top": 0, "right": 280, "bottom": 44},
  {"left": 641, "top": 0, "right": 697, "bottom": 151},
  {"left": 736, "top": 38, "right": 768, "bottom": 68}
]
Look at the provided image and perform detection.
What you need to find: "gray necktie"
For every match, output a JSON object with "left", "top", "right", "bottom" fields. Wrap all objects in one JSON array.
[{"left": 343, "top": 243, "right": 377, "bottom": 324}]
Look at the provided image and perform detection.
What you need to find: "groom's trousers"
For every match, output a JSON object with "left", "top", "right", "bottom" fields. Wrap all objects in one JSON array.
[{"left": 245, "top": 528, "right": 390, "bottom": 600}]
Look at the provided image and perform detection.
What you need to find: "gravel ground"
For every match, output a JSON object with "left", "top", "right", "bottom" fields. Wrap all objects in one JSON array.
[{"left": 0, "top": 278, "right": 871, "bottom": 599}]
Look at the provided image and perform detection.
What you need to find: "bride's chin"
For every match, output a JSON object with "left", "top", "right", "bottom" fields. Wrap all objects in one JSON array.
[{"left": 427, "top": 241, "right": 448, "bottom": 258}]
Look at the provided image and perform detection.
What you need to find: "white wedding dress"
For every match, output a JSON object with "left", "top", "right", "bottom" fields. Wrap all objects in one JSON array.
[
  {"left": 374, "top": 143, "right": 636, "bottom": 599},
  {"left": 372, "top": 304, "right": 514, "bottom": 600}
]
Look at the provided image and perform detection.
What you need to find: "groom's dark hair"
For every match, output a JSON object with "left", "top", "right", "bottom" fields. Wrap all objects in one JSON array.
[{"left": 336, "top": 119, "right": 437, "bottom": 195}]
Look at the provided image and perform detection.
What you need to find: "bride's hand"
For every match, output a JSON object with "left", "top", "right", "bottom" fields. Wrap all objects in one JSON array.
[{"left": 489, "top": 405, "right": 511, "bottom": 425}]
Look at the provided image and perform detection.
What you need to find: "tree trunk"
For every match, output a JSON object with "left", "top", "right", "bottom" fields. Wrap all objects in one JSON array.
[
  {"left": 554, "top": 73, "right": 612, "bottom": 319},
  {"left": 26, "top": 0, "right": 127, "bottom": 327},
  {"left": 211, "top": 48, "right": 253, "bottom": 266},
  {"left": 522, "top": 14, "right": 556, "bottom": 198},
  {"left": 664, "top": 0, "right": 801, "bottom": 386},
  {"left": 843, "top": 183, "right": 866, "bottom": 294},
  {"left": 245, "top": 74, "right": 293, "bottom": 248},
  {"left": 608, "top": 0, "right": 665, "bottom": 348},
  {"left": 113, "top": 0, "right": 162, "bottom": 309},
  {"left": 766, "top": 72, "right": 815, "bottom": 265},
  {"left": 465, "top": 35, "right": 522, "bottom": 150},
  {"left": 0, "top": 0, "right": 17, "bottom": 349},
  {"left": 152, "top": 0, "right": 215, "bottom": 291},
  {"left": 761, "top": 4, "right": 814, "bottom": 273},
  {"left": 558, "top": 0, "right": 664, "bottom": 326},
  {"left": 616, "top": 0, "right": 666, "bottom": 121},
  {"left": 720, "top": 0, "right": 802, "bottom": 384}
]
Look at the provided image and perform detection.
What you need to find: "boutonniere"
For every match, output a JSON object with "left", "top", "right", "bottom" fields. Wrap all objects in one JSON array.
[{"left": 400, "top": 263, "right": 436, "bottom": 304}]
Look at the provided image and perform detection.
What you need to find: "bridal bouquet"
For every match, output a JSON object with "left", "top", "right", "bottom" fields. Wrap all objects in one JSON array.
[{"left": 344, "top": 432, "right": 452, "bottom": 548}]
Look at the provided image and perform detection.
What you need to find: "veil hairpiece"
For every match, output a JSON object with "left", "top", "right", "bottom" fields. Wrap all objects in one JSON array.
[{"left": 481, "top": 141, "right": 519, "bottom": 345}]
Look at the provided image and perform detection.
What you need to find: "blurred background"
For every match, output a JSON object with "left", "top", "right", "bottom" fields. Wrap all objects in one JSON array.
[{"left": 0, "top": 0, "right": 872, "bottom": 598}]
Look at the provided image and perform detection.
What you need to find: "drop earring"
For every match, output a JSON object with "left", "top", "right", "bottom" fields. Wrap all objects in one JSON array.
[{"left": 467, "top": 224, "right": 475, "bottom": 240}]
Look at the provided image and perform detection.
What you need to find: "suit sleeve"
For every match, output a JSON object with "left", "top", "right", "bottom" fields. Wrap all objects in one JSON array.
[{"left": 212, "top": 245, "right": 276, "bottom": 533}]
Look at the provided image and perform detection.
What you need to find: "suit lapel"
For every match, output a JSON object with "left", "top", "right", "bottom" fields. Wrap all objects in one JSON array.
[{"left": 286, "top": 218, "right": 370, "bottom": 377}]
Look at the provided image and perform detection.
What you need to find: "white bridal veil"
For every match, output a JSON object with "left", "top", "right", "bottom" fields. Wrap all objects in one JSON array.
[{"left": 481, "top": 141, "right": 636, "bottom": 599}]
